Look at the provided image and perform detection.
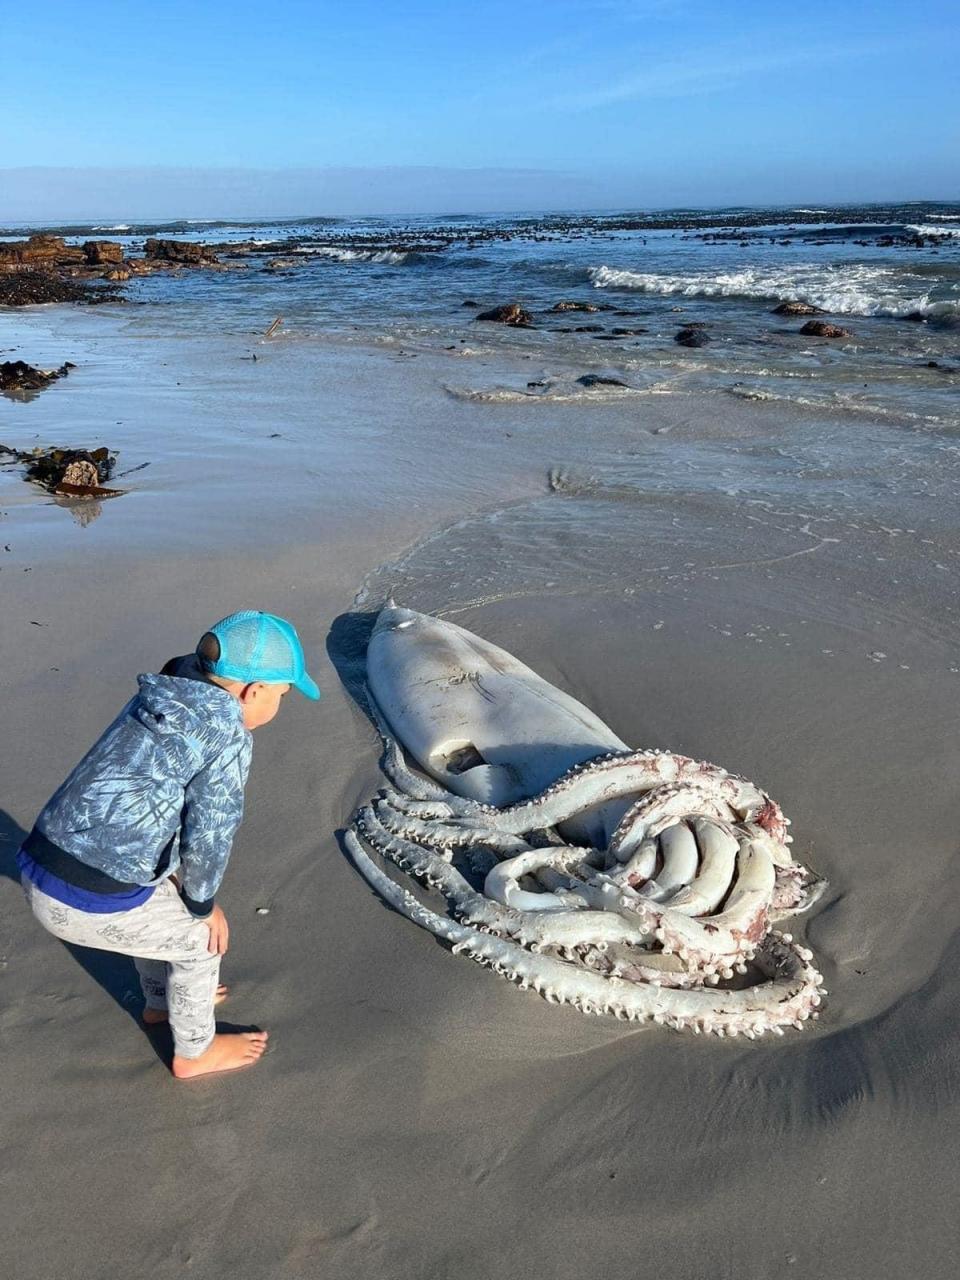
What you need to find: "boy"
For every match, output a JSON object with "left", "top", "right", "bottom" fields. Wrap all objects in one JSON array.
[{"left": 17, "top": 610, "right": 319, "bottom": 1080}]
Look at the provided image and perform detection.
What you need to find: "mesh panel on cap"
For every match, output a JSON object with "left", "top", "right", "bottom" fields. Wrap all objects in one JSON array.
[
  {"left": 230, "top": 615, "right": 266, "bottom": 669},
  {"left": 211, "top": 610, "right": 300, "bottom": 682},
  {"left": 260, "top": 620, "right": 295, "bottom": 675},
  {"left": 217, "top": 611, "right": 293, "bottom": 680}
]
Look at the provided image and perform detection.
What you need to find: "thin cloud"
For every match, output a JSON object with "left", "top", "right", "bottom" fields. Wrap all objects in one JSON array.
[{"left": 549, "top": 37, "right": 911, "bottom": 112}]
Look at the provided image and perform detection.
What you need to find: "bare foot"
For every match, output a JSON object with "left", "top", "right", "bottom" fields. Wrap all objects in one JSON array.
[
  {"left": 143, "top": 984, "right": 229, "bottom": 1025},
  {"left": 172, "top": 1030, "right": 269, "bottom": 1079}
]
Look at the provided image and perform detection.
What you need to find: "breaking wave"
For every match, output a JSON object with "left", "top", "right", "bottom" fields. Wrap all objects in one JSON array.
[
  {"left": 295, "top": 246, "right": 411, "bottom": 264},
  {"left": 588, "top": 264, "right": 960, "bottom": 319},
  {"left": 906, "top": 224, "right": 960, "bottom": 239}
]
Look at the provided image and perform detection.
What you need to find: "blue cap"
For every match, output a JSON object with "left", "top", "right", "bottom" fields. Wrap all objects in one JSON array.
[{"left": 200, "top": 611, "right": 320, "bottom": 700}]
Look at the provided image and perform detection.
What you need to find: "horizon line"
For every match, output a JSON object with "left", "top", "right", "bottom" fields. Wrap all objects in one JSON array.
[{"left": 3, "top": 196, "right": 959, "bottom": 231}]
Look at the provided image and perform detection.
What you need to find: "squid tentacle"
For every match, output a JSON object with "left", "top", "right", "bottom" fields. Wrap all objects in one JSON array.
[
  {"left": 349, "top": 725, "right": 825, "bottom": 1036},
  {"left": 346, "top": 832, "right": 824, "bottom": 1036}
]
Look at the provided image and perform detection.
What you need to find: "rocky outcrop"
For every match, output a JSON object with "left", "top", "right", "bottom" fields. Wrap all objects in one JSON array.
[
  {"left": 553, "top": 300, "right": 599, "bottom": 312},
  {"left": 0, "top": 360, "right": 75, "bottom": 392},
  {"left": 0, "top": 233, "right": 128, "bottom": 304},
  {"left": 773, "top": 300, "right": 824, "bottom": 316},
  {"left": 0, "top": 235, "right": 85, "bottom": 267},
  {"left": 675, "top": 326, "right": 711, "bottom": 347},
  {"left": 144, "top": 239, "right": 218, "bottom": 264},
  {"left": 800, "top": 320, "right": 850, "bottom": 338},
  {"left": 476, "top": 302, "right": 533, "bottom": 327},
  {"left": 82, "top": 240, "right": 124, "bottom": 265}
]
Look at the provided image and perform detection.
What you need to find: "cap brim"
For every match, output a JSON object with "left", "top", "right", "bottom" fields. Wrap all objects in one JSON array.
[{"left": 294, "top": 671, "right": 321, "bottom": 701}]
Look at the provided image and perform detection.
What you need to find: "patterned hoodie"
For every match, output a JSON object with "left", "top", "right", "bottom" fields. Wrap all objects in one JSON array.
[{"left": 32, "top": 659, "right": 252, "bottom": 916}]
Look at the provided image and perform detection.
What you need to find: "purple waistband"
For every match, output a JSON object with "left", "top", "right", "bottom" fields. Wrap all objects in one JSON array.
[{"left": 17, "top": 848, "right": 155, "bottom": 914}]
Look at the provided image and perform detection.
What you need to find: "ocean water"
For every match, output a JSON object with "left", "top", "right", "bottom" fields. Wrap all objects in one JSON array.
[
  {"left": 8, "top": 203, "right": 959, "bottom": 431},
  {"left": 4, "top": 204, "right": 960, "bottom": 662}
]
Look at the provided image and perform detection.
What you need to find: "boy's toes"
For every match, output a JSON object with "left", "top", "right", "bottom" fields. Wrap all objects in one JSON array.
[{"left": 172, "top": 1029, "right": 270, "bottom": 1079}]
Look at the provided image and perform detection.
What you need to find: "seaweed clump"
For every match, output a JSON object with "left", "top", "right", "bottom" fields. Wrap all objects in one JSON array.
[{"left": 0, "top": 443, "right": 121, "bottom": 498}]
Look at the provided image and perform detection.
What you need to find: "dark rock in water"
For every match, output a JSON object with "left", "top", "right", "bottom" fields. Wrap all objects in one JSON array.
[
  {"left": 144, "top": 239, "right": 218, "bottom": 265},
  {"left": 773, "top": 300, "right": 824, "bottom": 316},
  {"left": 611, "top": 327, "right": 648, "bottom": 335},
  {"left": 675, "top": 327, "right": 711, "bottom": 347},
  {"left": 904, "top": 311, "right": 927, "bottom": 322},
  {"left": 575, "top": 324, "right": 604, "bottom": 332},
  {"left": 800, "top": 320, "right": 851, "bottom": 338},
  {"left": 1, "top": 273, "right": 64, "bottom": 305},
  {"left": 0, "top": 360, "right": 75, "bottom": 393},
  {"left": 461, "top": 299, "right": 479, "bottom": 307},
  {"left": 552, "top": 300, "right": 599, "bottom": 312},
  {"left": 476, "top": 302, "right": 533, "bottom": 327},
  {"left": 82, "top": 240, "right": 124, "bottom": 266},
  {"left": 0, "top": 270, "right": 119, "bottom": 306},
  {"left": 576, "top": 374, "right": 628, "bottom": 389}
]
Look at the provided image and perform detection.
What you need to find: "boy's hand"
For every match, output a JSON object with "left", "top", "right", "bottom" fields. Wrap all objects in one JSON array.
[{"left": 206, "top": 904, "right": 230, "bottom": 955}]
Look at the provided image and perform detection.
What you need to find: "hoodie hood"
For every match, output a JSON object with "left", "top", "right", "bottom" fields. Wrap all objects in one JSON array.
[{"left": 135, "top": 666, "right": 244, "bottom": 738}]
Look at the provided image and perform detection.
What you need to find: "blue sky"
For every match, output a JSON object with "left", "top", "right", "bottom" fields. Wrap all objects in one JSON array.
[{"left": 2, "top": 0, "right": 957, "bottom": 216}]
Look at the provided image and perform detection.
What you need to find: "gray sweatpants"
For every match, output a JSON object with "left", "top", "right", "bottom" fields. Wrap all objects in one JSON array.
[{"left": 22, "top": 876, "right": 220, "bottom": 1059}]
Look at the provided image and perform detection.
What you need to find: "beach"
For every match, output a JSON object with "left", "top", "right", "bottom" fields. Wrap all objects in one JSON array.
[{"left": 3, "top": 228, "right": 960, "bottom": 1279}]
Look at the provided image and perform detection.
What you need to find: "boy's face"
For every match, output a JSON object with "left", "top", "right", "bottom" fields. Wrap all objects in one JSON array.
[{"left": 239, "top": 681, "right": 291, "bottom": 730}]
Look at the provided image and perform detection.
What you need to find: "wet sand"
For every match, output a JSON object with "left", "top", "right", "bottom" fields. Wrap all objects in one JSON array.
[{"left": 2, "top": 305, "right": 960, "bottom": 1279}]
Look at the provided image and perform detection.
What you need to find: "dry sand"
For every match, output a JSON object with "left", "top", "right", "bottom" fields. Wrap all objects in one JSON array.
[{"left": 2, "top": 306, "right": 960, "bottom": 1280}]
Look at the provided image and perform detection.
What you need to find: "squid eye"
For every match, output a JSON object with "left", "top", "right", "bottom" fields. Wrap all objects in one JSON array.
[{"left": 434, "top": 742, "right": 486, "bottom": 774}]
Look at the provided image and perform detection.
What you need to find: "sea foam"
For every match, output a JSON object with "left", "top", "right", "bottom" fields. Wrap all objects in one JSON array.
[
  {"left": 588, "top": 264, "right": 960, "bottom": 319},
  {"left": 296, "top": 246, "right": 410, "bottom": 264}
]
